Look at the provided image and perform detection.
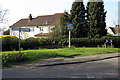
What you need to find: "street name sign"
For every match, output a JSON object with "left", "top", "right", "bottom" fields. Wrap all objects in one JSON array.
[{"left": 12, "top": 28, "right": 30, "bottom": 32}]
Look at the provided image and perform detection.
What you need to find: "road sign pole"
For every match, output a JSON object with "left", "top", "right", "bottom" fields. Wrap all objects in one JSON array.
[
  {"left": 67, "top": 23, "right": 73, "bottom": 48},
  {"left": 12, "top": 27, "right": 30, "bottom": 54},
  {"left": 69, "top": 31, "right": 71, "bottom": 48},
  {"left": 19, "top": 27, "right": 21, "bottom": 54}
]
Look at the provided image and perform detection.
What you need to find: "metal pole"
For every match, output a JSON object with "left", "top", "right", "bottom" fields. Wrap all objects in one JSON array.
[
  {"left": 69, "top": 31, "right": 71, "bottom": 48},
  {"left": 19, "top": 27, "right": 21, "bottom": 54}
]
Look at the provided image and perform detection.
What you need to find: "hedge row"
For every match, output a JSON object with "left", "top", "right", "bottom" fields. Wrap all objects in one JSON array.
[{"left": 1, "top": 36, "right": 120, "bottom": 51}]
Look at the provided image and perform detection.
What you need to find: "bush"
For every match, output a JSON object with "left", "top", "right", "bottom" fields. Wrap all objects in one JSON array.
[
  {"left": 2, "top": 37, "right": 19, "bottom": 51},
  {"left": 67, "top": 37, "right": 120, "bottom": 48},
  {"left": 0, "top": 35, "right": 17, "bottom": 38},
  {"left": 21, "top": 37, "right": 39, "bottom": 50},
  {"left": 2, "top": 35, "right": 120, "bottom": 51},
  {"left": 3, "top": 29, "right": 10, "bottom": 35}
]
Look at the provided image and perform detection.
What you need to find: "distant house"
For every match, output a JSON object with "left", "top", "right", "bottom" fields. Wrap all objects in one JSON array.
[
  {"left": 9, "top": 13, "right": 63, "bottom": 39},
  {"left": 107, "top": 25, "right": 120, "bottom": 36}
]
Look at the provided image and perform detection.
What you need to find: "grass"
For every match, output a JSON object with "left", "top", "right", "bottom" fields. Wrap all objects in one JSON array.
[{"left": 1, "top": 47, "right": 119, "bottom": 67}]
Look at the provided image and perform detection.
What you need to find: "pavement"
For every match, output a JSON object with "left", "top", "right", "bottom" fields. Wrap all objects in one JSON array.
[
  {"left": 2, "top": 53, "right": 119, "bottom": 78},
  {"left": 10, "top": 52, "right": 120, "bottom": 68},
  {"left": 35, "top": 53, "right": 120, "bottom": 67}
]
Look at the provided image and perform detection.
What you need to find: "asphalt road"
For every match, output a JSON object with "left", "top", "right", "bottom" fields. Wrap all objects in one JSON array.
[{"left": 2, "top": 57, "right": 119, "bottom": 78}]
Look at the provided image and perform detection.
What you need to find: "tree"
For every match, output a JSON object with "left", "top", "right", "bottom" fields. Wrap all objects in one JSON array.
[
  {"left": 3, "top": 29, "right": 10, "bottom": 35},
  {"left": 87, "top": 0, "right": 107, "bottom": 38},
  {"left": 60, "top": 11, "right": 70, "bottom": 38},
  {"left": 0, "top": 7, "right": 8, "bottom": 23},
  {"left": 0, "top": 7, "right": 8, "bottom": 33},
  {"left": 51, "top": 11, "right": 70, "bottom": 38},
  {"left": 70, "top": 0, "right": 87, "bottom": 38}
]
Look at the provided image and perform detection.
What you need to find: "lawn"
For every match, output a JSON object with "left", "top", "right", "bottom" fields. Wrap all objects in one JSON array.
[{"left": 1, "top": 47, "right": 119, "bottom": 67}]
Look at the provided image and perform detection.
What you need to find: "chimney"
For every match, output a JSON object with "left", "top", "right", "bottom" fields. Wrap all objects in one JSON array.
[
  {"left": 29, "top": 14, "right": 33, "bottom": 21},
  {"left": 116, "top": 25, "right": 119, "bottom": 27}
]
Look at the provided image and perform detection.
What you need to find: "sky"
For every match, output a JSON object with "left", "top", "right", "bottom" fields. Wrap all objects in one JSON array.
[{"left": 0, "top": 0, "right": 119, "bottom": 30}]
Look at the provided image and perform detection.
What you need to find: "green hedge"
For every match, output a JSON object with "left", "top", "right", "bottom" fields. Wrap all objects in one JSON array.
[
  {"left": 1, "top": 36, "right": 120, "bottom": 51},
  {"left": 59, "top": 37, "right": 120, "bottom": 48},
  {"left": 2, "top": 37, "right": 19, "bottom": 51}
]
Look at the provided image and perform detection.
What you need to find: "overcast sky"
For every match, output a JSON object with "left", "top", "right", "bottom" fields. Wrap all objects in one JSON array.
[{"left": 0, "top": 0, "right": 119, "bottom": 29}]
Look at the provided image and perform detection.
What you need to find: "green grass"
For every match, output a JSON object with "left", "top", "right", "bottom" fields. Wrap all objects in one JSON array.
[{"left": 1, "top": 47, "right": 119, "bottom": 67}]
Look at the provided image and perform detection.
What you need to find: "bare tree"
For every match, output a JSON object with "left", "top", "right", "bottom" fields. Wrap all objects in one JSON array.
[
  {"left": 0, "top": 7, "right": 8, "bottom": 23},
  {"left": 0, "top": 7, "right": 8, "bottom": 33}
]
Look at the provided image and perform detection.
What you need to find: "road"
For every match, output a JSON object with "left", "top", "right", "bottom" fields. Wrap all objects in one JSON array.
[{"left": 2, "top": 57, "right": 119, "bottom": 78}]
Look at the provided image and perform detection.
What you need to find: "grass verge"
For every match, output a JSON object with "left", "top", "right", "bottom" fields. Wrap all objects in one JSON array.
[{"left": 1, "top": 47, "right": 119, "bottom": 67}]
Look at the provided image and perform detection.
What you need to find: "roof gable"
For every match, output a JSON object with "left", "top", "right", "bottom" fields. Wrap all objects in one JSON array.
[
  {"left": 109, "top": 27, "right": 120, "bottom": 34},
  {"left": 10, "top": 13, "right": 63, "bottom": 28}
]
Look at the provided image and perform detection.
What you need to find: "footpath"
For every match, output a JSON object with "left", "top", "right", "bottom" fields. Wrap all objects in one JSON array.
[
  {"left": 35, "top": 53, "right": 120, "bottom": 67},
  {"left": 12, "top": 52, "right": 119, "bottom": 68}
]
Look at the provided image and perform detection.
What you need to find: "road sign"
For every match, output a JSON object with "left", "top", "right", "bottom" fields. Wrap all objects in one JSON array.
[
  {"left": 67, "top": 23, "right": 73, "bottom": 27},
  {"left": 12, "top": 28, "right": 30, "bottom": 32},
  {"left": 67, "top": 23, "right": 74, "bottom": 48},
  {"left": 67, "top": 23, "right": 73, "bottom": 31}
]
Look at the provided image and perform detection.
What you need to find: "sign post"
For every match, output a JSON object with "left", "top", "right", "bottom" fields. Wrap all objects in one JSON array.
[
  {"left": 69, "top": 31, "right": 71, "bottom": 48},
  {"left": 12, "top": 27, "right": 30, "bottom": 54},
  {"left": 67, "top": 23, "right": 73, "bottom": 48},
  {"left": 19, "top": 27, "right": 21, "bottom": 54}
]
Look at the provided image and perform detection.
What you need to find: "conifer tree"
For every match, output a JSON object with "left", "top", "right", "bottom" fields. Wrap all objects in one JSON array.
[
  {"left": 70, "top": 0, "right": 87, "bottom": 38},
  {"left": 87, "top": 0, "right": 107, "bottom": 38}
]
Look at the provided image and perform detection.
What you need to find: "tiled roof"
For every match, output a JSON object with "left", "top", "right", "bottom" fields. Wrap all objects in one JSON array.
[
  {"left": 109, "top": 27, "right": 120, "bottom": 34},
  {"left": 10, "top": 13, "right": 63, "bottom": 28}
]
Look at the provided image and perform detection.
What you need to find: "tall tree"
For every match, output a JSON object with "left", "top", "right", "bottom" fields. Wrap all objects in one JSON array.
[
  {"left": 70, "top": 0, "right": 87, "bottom": 38},
  {"left": 87, "top": 0, "right": 107, "bottom": 38},
  {"left": 51, "top": 11, "right": 70, "bottom": 38}
]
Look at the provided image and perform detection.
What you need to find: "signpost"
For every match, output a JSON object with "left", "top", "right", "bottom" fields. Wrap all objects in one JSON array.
[
  {"left": 12, "top": 28, "right": 30, "bottom": 32},
  {"left": 67, "top": 23, "right": 73, "bottom": 48},
  {"left": 12, "top": 28, "right": 30, "bottom": 54}
]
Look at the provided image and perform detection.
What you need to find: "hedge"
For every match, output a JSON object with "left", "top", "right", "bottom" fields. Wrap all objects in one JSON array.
[
  {"left": 2, "top": 37, "right": 19, "bottom": 51},
  {"left": 1, "top": 36, "right": 120, "bottom": 51}
]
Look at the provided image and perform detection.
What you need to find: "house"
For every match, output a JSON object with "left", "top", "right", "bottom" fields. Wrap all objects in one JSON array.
[
  {"left": 9, "top": 13, "right": 63, "bottom": 39},
  {"left": 107, "top": 25, "right": 120, "bottom": 36}
]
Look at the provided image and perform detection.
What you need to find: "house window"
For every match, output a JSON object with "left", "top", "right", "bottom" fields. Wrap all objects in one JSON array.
[
  {"left": 30, "top": 27, "right": 34, "bottom": 31},
  {"left": 36, "top": 26, "right": 39, "bottom": 28},
  {"left": 48, "top": 27, "right": 50, "bottom": 32},
  {"left": 40, "top": 27, "right": 43, "bottom": 31},
  {"left": 33, "top": 27, "right": 34, "bottom": 31}
]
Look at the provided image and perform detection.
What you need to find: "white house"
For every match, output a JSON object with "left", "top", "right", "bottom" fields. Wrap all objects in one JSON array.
[
  {"left": 10, "top": 13, "right": 63, "bottom": 39},
  {"left": 107, "top": 25, "right": 120, "bottom": 36}
]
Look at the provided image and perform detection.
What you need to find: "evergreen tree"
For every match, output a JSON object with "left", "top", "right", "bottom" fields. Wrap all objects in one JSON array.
[
  {"left": 51, "top": 11, "right": 70, "bottom": 38},
  {"left": 60, "top": 11, "right": 70, "bottom": 38},
  {"left": 70, "top": 0, "right": 87, "bottom": 38},
  {"left": 87, "top": 0, "right": 107, "bottom": 38}
]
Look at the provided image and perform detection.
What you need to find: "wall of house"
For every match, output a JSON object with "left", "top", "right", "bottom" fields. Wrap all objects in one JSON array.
[{"left": 10, "top": 26, "right": 54, "bottom": 39}]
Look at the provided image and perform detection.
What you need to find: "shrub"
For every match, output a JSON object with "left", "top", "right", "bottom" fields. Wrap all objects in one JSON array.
[
  {"left": 0, "top": 35, "right": 17, "bottom": 38},
  {"left": 21, "top": 37, "right": 39, "bottom": 50},
  {"left": 3, "top": 29, "right": 10, "bottom": 35},
  {"left": 2, "top": 35, "right": 120, "bottom": 51},
  {"left": 2, "top": 37, "right": 19, "bottom": 51}
]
